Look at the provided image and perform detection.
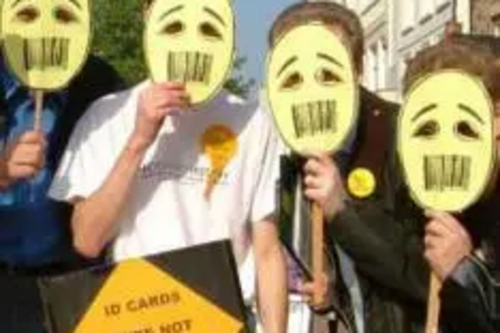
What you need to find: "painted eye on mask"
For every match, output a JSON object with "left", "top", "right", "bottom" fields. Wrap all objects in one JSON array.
[
  {"left": 456, "top": 120, "right": 480, "bottom": 140},
  {"left": 15, "top": 6, "right": 39, "bottom": 23},
  {"left": 199, "top": 22, "right": 223, "bottom": 40},
  {"left": 162, "top": 20, "right": 184, "bottom": 35},
  {"left": 413, "top": 120, "right": 439, "bottom": 138},
  {"left": 280, "top": 72, "right": 303, "bottom": 90},
  {"left": 54, "top": 7, "right": 78, "bottom": 24},
  {"left": 316, "top": 67, "right": 342, "bottom": 86}
]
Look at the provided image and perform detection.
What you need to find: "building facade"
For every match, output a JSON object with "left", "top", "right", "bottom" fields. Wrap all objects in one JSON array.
[{"left": 309, "top": 0, "right": 500, "bottom": 94}]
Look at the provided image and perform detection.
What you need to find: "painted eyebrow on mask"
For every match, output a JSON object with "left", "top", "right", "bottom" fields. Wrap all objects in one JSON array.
[
  {"left": 158, "top": 5, "right": 184, "bottom": 23},
  {"left": 66, "top": 0, "right": 83, "bottom": 10},
  {"left": 10, "top": 0, "right": 30, "bottom": 9},
  {"left": 276, "top": 56, "right": 298, "bottom": 79},
  {"left": 203, "top": 6, "right": 226, "bottom": 27},
  {"left": 317, "top": 52, "right": 344, "bottom": 68},
  {"left": 411, "top": 103, "right": 438, "bottom": 123},
  {"left": 458, "top": 103, "right": 484, "bottom": 125}
]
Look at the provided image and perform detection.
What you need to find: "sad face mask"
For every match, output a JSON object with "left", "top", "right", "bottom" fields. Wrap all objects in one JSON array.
[
  {"left": 398, "top": 70, "right": 496, "bottom": 212},
  {"left": 145, "top": 0, "right": 235, "bottom": 105},
  {"left": 1, "top": 0, "right": 91, "bottom": 91},
  {"left": 266, "top": 23, "right": 359, "bottom": 154}
]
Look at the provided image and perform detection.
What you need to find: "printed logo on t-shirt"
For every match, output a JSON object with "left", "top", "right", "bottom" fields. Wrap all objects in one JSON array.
[{"left": 139, "top": 161, "right": 230, "bottom": 186}]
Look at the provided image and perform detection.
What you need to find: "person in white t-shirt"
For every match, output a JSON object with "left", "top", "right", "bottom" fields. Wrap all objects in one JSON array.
[{"left": 49, "top": 76, "right": 288, "bottom": 331}]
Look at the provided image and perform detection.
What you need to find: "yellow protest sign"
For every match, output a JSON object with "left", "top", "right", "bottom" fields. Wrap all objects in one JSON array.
[
  {"left": 1, "top": 0, "right": 91, "bottom": 91},
  {"left": 39, "top": 241, "right": 248, "bottom": 333},
  {"left": 74, "top": 259, "right": 242, "bottom": 333}
]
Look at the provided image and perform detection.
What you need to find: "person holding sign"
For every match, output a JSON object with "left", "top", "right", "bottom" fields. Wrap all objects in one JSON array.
[
  {"left": 267, "top": 3, "right": 406, "bottom": 333},
  {"left": 49, "top": 0, "right": 288, "bottom": 332},
  {"left": 0, "top": 0, "right": 123, "bottom": 332},
  {"left": 401, "top": 39, "right": 500, "bottom": 333}
]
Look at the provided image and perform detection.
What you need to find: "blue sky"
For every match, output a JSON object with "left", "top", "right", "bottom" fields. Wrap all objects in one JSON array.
[{"left": 234, "top": 0, "right": 297, "bottom": 89}]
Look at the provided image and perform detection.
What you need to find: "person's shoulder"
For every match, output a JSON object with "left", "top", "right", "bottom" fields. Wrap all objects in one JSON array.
[
  {"left": 79, "top": 54, "right": 123, "bottom": 85},
  {"left": 77, "top": 82, "right": 144, "bottom": 129},
  {"left": 206, "top": 89, "right": 257, "bottom": 111},
  {"left": 69, "top": 54, "right": 125, "bottom": 96}
]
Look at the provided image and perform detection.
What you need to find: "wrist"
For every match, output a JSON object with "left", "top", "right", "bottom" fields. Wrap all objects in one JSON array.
[
  {"left": 324, "top": 197, "right": 346, "bottom": 222},
  {"left": 127, "top": 134, "right": 152, "bottom": 154}
]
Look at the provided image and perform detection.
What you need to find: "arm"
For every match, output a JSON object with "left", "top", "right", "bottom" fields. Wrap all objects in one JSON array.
[
  {"left": 71, "top": 136, "right": 148, "bottom": 257},
  {"left": 253, "top": 218, "right": 288, "bottom": 333},
  {"left": 70, "top": 82, "right": 190, "bottom": 258},
  {"left": 425, "top": 211, "right": 499, "bottom": 332}
]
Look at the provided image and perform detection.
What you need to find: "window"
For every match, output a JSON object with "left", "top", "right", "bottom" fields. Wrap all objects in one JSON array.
[
  {"left": 435, "top": 0, "right": 449, "bottom": 8},
  {"left": 418, "top": 0, "right": 435, "bottom": 21},
  {"left": 492, "top": 14, "right": 500, "bottom": 37},
  {"left": 359, "top": 0, "right": 376, "bottom": 12},
  {"left": 376, "top": 40, "right": 388, "bottom": 89},
  {"left": 364, "top": 45, "right": 377, "bottom": 90},
  {"left": 401, "top": 1, "right": 416, "bottom": 32}
]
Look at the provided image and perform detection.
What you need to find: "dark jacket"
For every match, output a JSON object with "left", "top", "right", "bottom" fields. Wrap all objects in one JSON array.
[
  {"left": 438, "top": 188, "right": 500, "bottom": 333},
  {"left": 325, "top": 87, "right": 429, "bottom": 333},
  {"left": 326, "top": 87, "right": 500, "bottom": 333}
]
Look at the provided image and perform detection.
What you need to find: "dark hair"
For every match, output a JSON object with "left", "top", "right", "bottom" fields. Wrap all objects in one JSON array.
[
  {"left": 269, "top": 2, "right": 364, "bottom": 73},
  {"left": 403, "top": 38, "right": 500, "bottom": 105}
]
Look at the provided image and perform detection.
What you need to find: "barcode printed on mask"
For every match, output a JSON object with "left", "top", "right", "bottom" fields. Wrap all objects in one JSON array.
[
  {"left": 292, "top": 100, "right": 336, "bottom": 139},
  {"left": 424, "top": 155, "right": 471, "bottom": 191},
  {"left": 166, "top": 52, "right": 212, "bottom": 84},
  {"left": 23, "top": 38, "right": 70, "bottom": 71}
]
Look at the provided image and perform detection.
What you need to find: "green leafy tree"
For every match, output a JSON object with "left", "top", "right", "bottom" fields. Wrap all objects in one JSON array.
[{"left": 92, "top": 0, "right": 254, "bottom": 97}]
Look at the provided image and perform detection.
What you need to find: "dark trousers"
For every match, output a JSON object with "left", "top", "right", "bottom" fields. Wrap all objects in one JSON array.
[{"left": 0, "top": 272, "right": 46, "bottom": 333}]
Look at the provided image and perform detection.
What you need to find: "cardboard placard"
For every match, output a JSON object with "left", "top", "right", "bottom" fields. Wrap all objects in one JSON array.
[
  {"left": 144, "top": 0, "right": 235, "bottom": 106},
  {"left": 39, "top": 241, "right": 248, "bottom": 333}
]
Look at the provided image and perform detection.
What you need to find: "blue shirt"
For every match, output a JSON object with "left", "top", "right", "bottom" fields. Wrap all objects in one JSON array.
[{"left": 0, "top": 61, "right": 73, "bottom": 267}]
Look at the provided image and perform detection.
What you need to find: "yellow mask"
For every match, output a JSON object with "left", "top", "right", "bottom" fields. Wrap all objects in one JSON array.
[
  {"left": 145, "top": 0, "right": 235, "bottom": 106},
  {"left": 1, "top": 0, "right": 91, "bottom": 91},
  {"left": 266, "top": 23, "right": 359, "bottom": 154},
  {"left": 398, "top": 70, "right": 496, "bottom": 212}
]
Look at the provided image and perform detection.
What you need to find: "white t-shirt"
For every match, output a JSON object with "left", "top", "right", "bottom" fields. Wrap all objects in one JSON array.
[{"left": 49, "top": 82, "right": 283, "bottom": 299}]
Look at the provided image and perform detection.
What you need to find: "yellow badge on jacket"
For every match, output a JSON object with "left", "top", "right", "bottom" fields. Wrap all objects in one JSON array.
[{"left": 348, "top": 168, "right": 376, "bottom": 199}]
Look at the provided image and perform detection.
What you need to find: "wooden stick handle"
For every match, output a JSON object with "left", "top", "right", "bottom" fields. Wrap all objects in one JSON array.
[
  {"left": 425, "top": 272, "right": 443, "bottom": 333},
  {"left": 311, "top": 202, "right": 324, "bottom": 306},
  {"left": 33, "top": 90, "right": 44, "bottom": 132}
]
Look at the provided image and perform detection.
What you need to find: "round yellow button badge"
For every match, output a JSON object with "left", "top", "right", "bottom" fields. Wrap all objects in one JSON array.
[{"left": 347, "top": 168, "right": 376, "bottom": 199}]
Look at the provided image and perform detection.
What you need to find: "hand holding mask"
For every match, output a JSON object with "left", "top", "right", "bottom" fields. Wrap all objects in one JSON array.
[{"left": 397, "top": 70, "right": 496, "bottom": 333}]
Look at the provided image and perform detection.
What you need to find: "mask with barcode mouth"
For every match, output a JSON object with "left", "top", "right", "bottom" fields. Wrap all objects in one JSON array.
[
  {"left": 145, "top": 0, "right": 235, "bottom": 106},
  {"left": 398, "top": 70, "right": 496, "bottom": 212},
  {"left": 1, "top": 0, "right": 91, "bottom": 91},
  {"left": 266, "top": 23, "right": 358, "bottom": 154}
]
